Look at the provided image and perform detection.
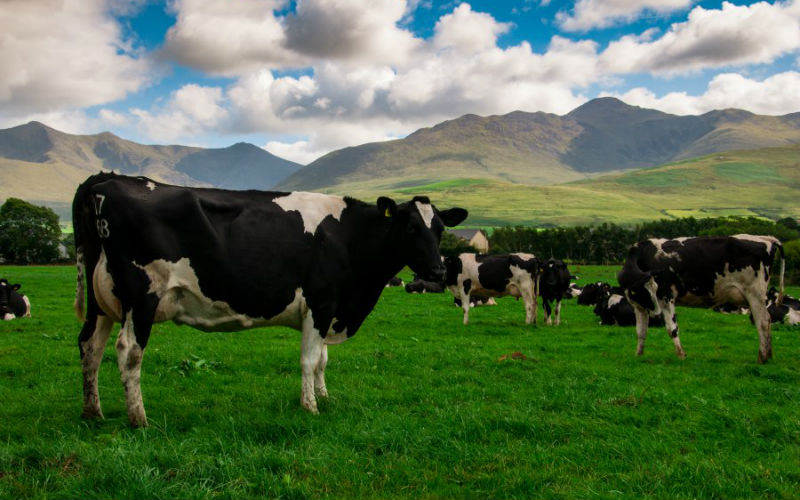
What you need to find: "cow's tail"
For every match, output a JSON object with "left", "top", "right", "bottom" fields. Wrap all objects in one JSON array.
[{"left": 776, "top": 241, "right": 785, "bottom": 307}]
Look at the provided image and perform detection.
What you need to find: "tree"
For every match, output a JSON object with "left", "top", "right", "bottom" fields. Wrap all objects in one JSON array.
[
  {"left": 439, "top": 231, "right": 478, "bottom": 258},
  {"left": 0, "top": 198, "right": 62, "bottom": 264}
]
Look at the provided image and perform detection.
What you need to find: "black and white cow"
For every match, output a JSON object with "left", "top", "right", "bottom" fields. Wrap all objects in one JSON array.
[
  {"left": 0, "top": 279, "right": 31, "bottom": 320},
  {"left": 404, "top": 278, "right": 445, "bottom": 294},
  {"left": 575, "top": 281, "right": 663, "bottom": 327},
  {"left": 386, "top": 276, "right": 404, "bottom": 287},
  {"left": 453, "top": 293, "right": 497, "bottom": 308},
  {"left": 617, "top": 235, "right": 785, "bottom": 363},
  {"left": 767, "top": 287, "right": 800, "bottom": 325},
  {"left": 444, "top": 253, "right": 539, "bottom": 325},
  {"left": 73, "top": 173, "right": 467, "bottom": 427},
  {"left": 538, "top": 258, "right": 573, "bottom": 325}
]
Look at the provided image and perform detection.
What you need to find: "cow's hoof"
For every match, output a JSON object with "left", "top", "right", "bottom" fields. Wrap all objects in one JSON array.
[
  {"left": 316, "top": 387, "right": 329, "bottom": 398},
  {"left": 128, "top": 417, "right": 149, "bottom": 428},
  {"left": 757, "top": 351, "right": 771, "bottom": 364},
  {"left": 81, "top": 407, "right": 104, "bottom": 420},
  {"left": 301, "top": 397, "right": 319, "bottom": 414}
]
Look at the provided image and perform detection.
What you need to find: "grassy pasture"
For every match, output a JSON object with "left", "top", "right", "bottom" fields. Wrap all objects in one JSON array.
[{"left": 1, "top": 265, "right": 799, "bottom": 499}]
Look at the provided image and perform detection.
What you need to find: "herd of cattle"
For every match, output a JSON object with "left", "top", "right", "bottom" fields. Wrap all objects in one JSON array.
[{"left": 1, "top": 173, "right": 796, "bottom": 428}]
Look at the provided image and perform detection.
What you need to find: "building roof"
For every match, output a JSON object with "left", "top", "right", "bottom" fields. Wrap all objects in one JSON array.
[{"left": 448, "top": 229, "right": 487, "bottom": 240}]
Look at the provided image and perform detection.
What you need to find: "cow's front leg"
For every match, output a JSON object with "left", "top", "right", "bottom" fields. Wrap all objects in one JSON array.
[
  {"left": 661, "top": 299, "right": 685, "bottom": 359},
  {"left": 555, "top": 299, "right": 562, "bottom": 326},
  {"left": 79, "top": 314, "right": 114, "bottom": 419},
  {"left": 522, "top": 288, "right": 536, "bottom": 325},
  {"left": 116, "top": 307, "right": 153, "bottom": 428},
  {"left": 634, "top": 305, "right": 649, "bottom": 356},
  {"left": 543, "top": 299, "right": 553, "bottom": 325},
  {"left": 300, "top": 310, "right": 325, "bottom": 413}
]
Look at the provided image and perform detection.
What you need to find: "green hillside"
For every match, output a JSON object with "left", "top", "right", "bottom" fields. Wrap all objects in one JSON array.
[{"left": 323, "top": 145, "right": 800, "bottom": 227}]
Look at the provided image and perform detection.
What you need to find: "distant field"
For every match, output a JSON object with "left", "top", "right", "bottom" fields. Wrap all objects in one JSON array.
[
  {"left": 1, "top": 265, "right": 799, "bottom": 499},
  {"left": 325, "top": 145, "right": 800, "bottom": 227}
]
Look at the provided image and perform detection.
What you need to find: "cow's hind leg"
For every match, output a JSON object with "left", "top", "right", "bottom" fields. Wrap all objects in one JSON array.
[
  {"left": 301, "top": 310, "right": 325, "bottom": 413},
  {"left": 523, "top": 288, "right": 536, "bottom": 325},
  {"left": 747, "top": 292, "right": 772, "bottom": 363},
  {"left": 661, "top": 299, "right": 685, "bottom": 359},
  {"left": 315, "top": 344, "right": 329, "bottom": 398},
  {"left": 543, "top": 299, "right": 553, "bottom": 325},
  {"left": 555, "top": 299, "right": 562, "bottom": 326},
  {"left": 634, "top": 305, "right": 649, "bottom": 356},
  {"left": 116, "top": 301, "right": 156, "bottom": 428},
  {"left": 79, "top": 314, "right": 114, "bottom": 419}
]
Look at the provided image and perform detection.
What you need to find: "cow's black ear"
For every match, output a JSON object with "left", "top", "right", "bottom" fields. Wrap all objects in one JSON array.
[
  {"left": 11, "top": 284, "right": 20, "bottom": 291},
  {"left": 377, "top": 197, "right": 397, "bottom": 218},
  {"left": 438, "top": 207, "right": 468, "bottom": 227}
]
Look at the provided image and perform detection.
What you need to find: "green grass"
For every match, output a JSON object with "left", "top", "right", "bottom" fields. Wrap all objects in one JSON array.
[{"left": 1, "top": 265, "right": 800, "bottom": 499}]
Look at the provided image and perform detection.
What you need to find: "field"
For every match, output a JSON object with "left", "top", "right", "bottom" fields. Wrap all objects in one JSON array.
[{"left": 1, "top": 265, "right": 799, "bottom": 499}]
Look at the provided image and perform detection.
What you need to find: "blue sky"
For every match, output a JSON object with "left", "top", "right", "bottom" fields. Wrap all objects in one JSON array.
[{"left": 1, "top": 0, "right": 799, "bottom": 164}]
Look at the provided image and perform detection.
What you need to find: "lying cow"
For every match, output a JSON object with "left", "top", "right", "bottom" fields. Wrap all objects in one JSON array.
[
  {"left": 618, "top": 235, "right": 785, "bottom": 363},
  {"left": 767, "top": 287, "right": 800, "bottom": 325},
  {"left": 444, "top": 253, "right": 539, "bottom": 325},
  {"left": 453, "top": 293, "right": 497, "bottom": 308},
  {"left": 575, "top": 281, "right": 663, "bottom": 327},
  {"left": 404, "top": 278, "right": 444, "bottom": 294},
  {"left": 385, "top": 276, "right": 404, "bottom": 287},
  {"left": 73, "top": 173, "right": 467, "bottom": 427},
  {"left": 0, "top": 279, "right": 31, "bottom": 320},
  {"left": 538, "top": 258, "right": 574, "bottom": 325}
]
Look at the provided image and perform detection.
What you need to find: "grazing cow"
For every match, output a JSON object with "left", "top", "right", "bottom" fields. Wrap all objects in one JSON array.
[
  {"left": 386, "top": 276, "right": 404, "bottom": 287},
  {"left": 0, "top": 279, "right": 31, "bottom": 320},
  {"left": 767, "top": 287, "right": 800, "bottom": 325},
  {"left": 538, "top": 258, "right": 573, "bottom": 325},
  {"left": 617, "top": 235, "right": 785, "bottom": 363},
  {"left": 404, "top": 278, "right": 445, "bottom": 294},
  {"left": 444, "top": 253, "right": 539, "bottom": 325},
  {"left": 73, "top": 173, "right": 467, "bottom": 427}
]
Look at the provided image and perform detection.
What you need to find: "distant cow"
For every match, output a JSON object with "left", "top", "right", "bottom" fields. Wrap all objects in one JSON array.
[
  {"left": 0, "top": 279, "right": 31, "bottom": 320},
  {"left": 73, "top": 173, "right": 467, "bottom": 427},
  {"left": 767, "top": 287, "right": 800, "bottom": 325},
  {"left": 538, "top": 258, "right": 573, "bottom": 325},
  {"left": 386, "top": 276, "right": 404, "bottom": 287},
  {"left": 453, "top": 293, "right": 497, "bottom": 308},
  {"left": 444, "top": 253, "right": 539, "bottom": 325},
  {"left": 405, "top": 278, "right": 445, "bottom": 294},
  {"left": 618, "top": 235, "right": 785, "bottom": 363},
  {"left": 576, "top": 282, "right": 611, "bottom": 306}
]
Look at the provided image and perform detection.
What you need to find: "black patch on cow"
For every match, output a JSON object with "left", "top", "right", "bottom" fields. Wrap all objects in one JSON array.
[{"left": 462, "top": 279, "right": 472, "bottom": 295}]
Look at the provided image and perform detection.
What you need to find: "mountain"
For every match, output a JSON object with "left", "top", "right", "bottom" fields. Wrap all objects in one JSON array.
[
  {"left": 277, "top": 98, "right": 800, "bottom": 192},
  {"left": 0, "top": 122, "right": 300, "bottom": 214}
]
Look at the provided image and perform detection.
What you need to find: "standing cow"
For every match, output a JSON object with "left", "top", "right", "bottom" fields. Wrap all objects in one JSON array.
[
  {"left": 0, "top": 279, "right": 31, "bottom": 320},
  {"left": 444, "top": 253, "right": 539, "bottom": 325},
  {"left": 73, "top": 173, "right": 467, "bottom": 427},
  {"left": 617, "top": 235, "right": 784, "bottom": 363},
  {"left": 538, "top": 258, "right": 573, "bottom": 325}
]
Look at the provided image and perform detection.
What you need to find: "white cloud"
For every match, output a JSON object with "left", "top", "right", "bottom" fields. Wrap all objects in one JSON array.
[
  {"left": 433, "top": 3, "right": 511, "bottom": 53},
  {"left": 600, "top": 1, "right": 800, "bottom": 75},
  {"left": 605, "top": 71, "right": 800, "bottom": 116},
  {"left": 0, "top": 0, "right": 150, "bottom": 119},
  {"left": 557, "top": 0, "right": 693, "bottom": 32},
  {"left": 132, "top": 84, "right": 229, "bottom": 142}
]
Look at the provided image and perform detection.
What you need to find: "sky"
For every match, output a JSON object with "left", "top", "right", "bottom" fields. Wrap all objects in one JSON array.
[{"left": 1, "top": 0, "right": 800, "bottom": 165}]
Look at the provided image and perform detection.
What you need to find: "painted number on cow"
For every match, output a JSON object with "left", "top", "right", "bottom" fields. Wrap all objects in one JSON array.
[{"left": 94, "top": 194, "right": 110, "bottom": 239}]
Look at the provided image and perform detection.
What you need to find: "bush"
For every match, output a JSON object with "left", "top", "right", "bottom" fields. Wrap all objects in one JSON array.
[{"left": 0, "top": 198, "right": 62, "bottom": 264}]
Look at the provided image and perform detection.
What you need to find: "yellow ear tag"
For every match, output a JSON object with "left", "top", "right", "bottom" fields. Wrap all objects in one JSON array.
[{"left": 385, "top": 208, "right": 392, "bottom": 218}]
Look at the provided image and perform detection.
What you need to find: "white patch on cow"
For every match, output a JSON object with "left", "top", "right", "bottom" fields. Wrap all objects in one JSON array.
[
  {"left": 274, "top": 192, "right": 347, "bottom": 234},
  {"left": 145, "top": 181, "right": 156, "bottom": 191},
  {"left": 651, "top": 238, "right": 683, "bottom": 261},
  {"left": 608, "top": 294, "right": 623, "bottom": 307},
  {"left": 644, "top": 278, "right": 661, "bottom": 315},
  {"left": 22, "top": 295, "right": 31, "bottom": 317},
  {"left": 786, "top": 308, "right": 800, "bottom": 326},
  {"left": 3, "top": 313, "right": 15, "bottom": 320},
  {"left": 325, "top": 331, "right": 348, "bottom": 345},
  {"left": 415, "top": 201, "right": 434, "bottom": 229},
  {"left": 133, "top": 257, "right": 309, "bottom": 331},
  {"left": 711, "top": 262, "right": 765, "bottom": 307},
  {"left": 93, "top": 249, "right": 123, "bottom": 322}
]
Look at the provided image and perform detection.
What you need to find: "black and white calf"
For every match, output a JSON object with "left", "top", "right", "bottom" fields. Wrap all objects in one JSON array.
[
  {"left": 618, "top": 235, "right": 785, "bottom": 363},
  {"left": 73, "top": 173, "right": 467, "bottom": 427},
  {"left": 0, "top": 279, "right": 31, "bottom": 320},
  {"left": 575, "top": 281, "right": 663, "bottom": 327},
  {"left": 444, "top": 253, "right": 539, "bottom": 325},
  {"left": 538, "top": 258, "right": 573, "bottom": 325}
]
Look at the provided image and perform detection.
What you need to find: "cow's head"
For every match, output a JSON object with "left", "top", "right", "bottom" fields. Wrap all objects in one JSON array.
[
  {"left": 379, "top": 196, "right": 467, "bottom": 282},
  {"left": 577, "top": 282, "right": 610, "bottom": 306},
  {"left": 540, "top": 258, "right": 570, "bottom": 290},
  {"left": 0, "top": 279, "right": 21, "bottom": 320},
  {"left": 617, "top": 246, "right": 660, "bottom": 314}
]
